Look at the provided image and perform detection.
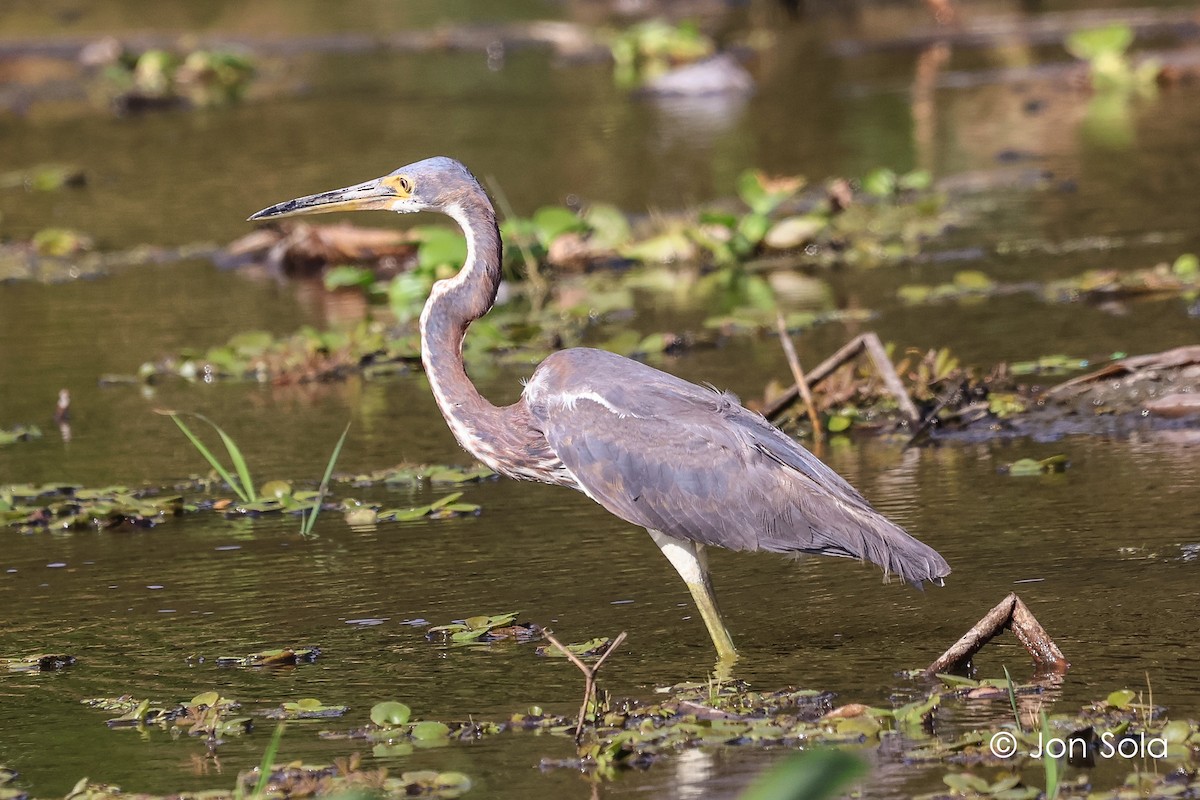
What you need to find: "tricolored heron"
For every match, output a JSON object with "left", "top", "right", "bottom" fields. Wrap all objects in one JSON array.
[{"left": 250, "top": 157, "right": 950, "bottom": 663}]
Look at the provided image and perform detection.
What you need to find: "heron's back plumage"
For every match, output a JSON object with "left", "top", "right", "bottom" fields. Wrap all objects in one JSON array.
[{"left": 522, "top": 348, "right": 950, "bottom": 586}]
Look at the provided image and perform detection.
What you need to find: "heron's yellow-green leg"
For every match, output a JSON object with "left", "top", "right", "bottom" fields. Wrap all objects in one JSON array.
[{"left": 648, "top": 530, "right": 738, "bottom": 664}]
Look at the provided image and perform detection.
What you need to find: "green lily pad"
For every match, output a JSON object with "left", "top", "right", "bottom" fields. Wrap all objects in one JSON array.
[{"left": 370, "top": 701, "right": 412, "bottom": 727}]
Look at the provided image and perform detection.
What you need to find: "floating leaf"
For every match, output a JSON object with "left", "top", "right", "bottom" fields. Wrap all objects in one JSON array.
[
  {"left": 532, "top": 206, "right": 587, "bottom": 244},
  {"left": 410, "top": 720, "right": 452, "bottom": 740},
  {"left": 371, "top": 701, "right": 412, "bottom": 727}
]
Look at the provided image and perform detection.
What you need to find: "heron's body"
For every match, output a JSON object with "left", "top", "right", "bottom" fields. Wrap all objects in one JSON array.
[{"left": 251, "top": 156, "right": 951, "bottom": 663}]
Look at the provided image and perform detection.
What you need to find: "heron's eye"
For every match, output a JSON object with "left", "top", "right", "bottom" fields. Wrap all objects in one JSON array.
[{"left": 383, "top": 174, "right": 413, "bottom": 196}]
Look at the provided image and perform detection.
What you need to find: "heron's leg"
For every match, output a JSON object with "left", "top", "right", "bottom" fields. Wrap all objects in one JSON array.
[{"left": 648, "top": 530, "right": 737, "bottom": 663}]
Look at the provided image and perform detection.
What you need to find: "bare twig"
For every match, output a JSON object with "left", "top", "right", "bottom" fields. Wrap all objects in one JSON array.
[
  {"left": 774, "top": 314, "right": 823, "bottom": 446},
  {"left": 763, "top": 332, "right": 920, "bottom": 426},
  {"left": 861, "top": 333, "right": 922, "bottom": 424},
  {"left": 924, "top": 593, "right": 1069, "bottom": 677},
  {"left": 543, "top": 630, "right": 629, "bottom": 743}
]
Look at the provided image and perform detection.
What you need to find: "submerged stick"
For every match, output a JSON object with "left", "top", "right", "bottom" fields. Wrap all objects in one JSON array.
[
  {"left": 543, "top": 630, "right": 628, "bottom": 743},
  {"left": 774, "top": 315, "right": 823, "bottom": 446},
  {"left": 924, "top": 592, "right": 1068, "bottom": 676}
]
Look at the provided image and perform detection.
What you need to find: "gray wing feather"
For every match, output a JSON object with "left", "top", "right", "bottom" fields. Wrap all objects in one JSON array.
[{"left": 527, "top": 349, "right": 950, "bottom": 585}]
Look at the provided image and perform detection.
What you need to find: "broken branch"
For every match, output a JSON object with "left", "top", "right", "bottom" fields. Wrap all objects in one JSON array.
[
  {"left": 543, "top": 630, "right": 628, "bottom": 743},
  {"left": 924, "top": 592, "right": 1068, "bottom": 677},
  {"left": 775, "top": 314, "right": 823, "bottom": 446}
]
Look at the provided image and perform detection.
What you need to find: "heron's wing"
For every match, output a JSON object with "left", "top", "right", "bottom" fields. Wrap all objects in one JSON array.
[{"left": 527, "top": 354, "right": 948, "bottom": 585}]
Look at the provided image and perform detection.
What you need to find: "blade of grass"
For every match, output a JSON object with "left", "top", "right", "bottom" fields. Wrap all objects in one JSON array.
[
  {"left": 1003, "top": 665, "right": 1024, "bottom": 733},
  {"left": 162, "top": 412, "right": 252, "bottom": 503},
  {"left": 249, "top": 721, "right": 286, "bottom": 800},
  {"left": 1040, "top": 708, "right": 1060, "bottom": 800},
  {"left": 301, "top": 421, "right": 351, "bottom": 536},
  {"left": 212, "top": 424, "right": 256, "bottom": 503}
]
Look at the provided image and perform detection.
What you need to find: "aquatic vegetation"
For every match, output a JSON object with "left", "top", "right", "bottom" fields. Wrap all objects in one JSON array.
[
  {"left": 301, "top": 423, "right": 350, "bottom": 536},
  {"left": 900, "top": 255, "right": 1200, "bottom": 309},
  {"left": 164, "top": 412, "right": 258, "bottom": 503},
  {"left": 2, "top": 654, "right": 76, "bottom": 673},
  {"left": 0, "top": 483, "right": 192, "bottom": 533},
  {"left": 536, "top": 637, "right": 612, "bottom": 658},
  {"left": 1001, "top": 455, "right": 1070, "bottom": 476},
  {"left": 266, "top": 699, "right": 348, "bottom": 720},
  {"left": 693, "top": 171, "right": 805, "bottom": 265},
  {"left": 30, "top": 228, "right": 92, "bottom": 257},
  {"left": 137, "top": 166, "right": 950, "bottom": 386},
  {"left": 84, "top": 692, "right": 252, "bottom": 738},
  {"left": 164, "top": 412, "right": 351, "bottom": 534},
  {"left": 0, "top": 240, "right": 215, "bottom": 285},
  {"left": 1, "top": 462, "right": 489, "bottom": 536},
  {"left": 1064, "top": 24, "right": 1159, "bottom": 92},
  {"left": 103, "top": 46, "right": 255, "bottom": 112},
  {"left": 21, "top": 668, "right": 1200, "bottom": 800},
  {"left": 426, "top": 612, "right": 541, "bottom": 644},
  {"left": 0, "top": 164, "right": 86, "bottom": 192},
  {"left": 0, "top": 425, "right": 42, "bottom": 447},
  {"left": 738, "top": 749, "right": 867, "bottom": 800},
  {"left": 373, "top": 491, "right": 482, "bottom": 523},
  {"left": 609, "top": 19, "right": 715, "bottom": 86},
  {"left": 345, "top": 463, "right": 496, "bottom": 487},
  {"left": 215, "top": 647, "right": 321, "bottom": 668},
  {"left": 0, "top": 751, "right": 473, "bottom": 800}
]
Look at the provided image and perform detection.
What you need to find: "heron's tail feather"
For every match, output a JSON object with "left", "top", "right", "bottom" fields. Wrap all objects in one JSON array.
[{"left": 763, "top": 506, "right": 951, "bottom": 587}]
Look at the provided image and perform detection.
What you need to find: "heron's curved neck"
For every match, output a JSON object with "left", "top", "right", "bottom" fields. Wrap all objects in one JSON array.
[{"left": 418, "top": 198, "right": 506, "bottom": 460}]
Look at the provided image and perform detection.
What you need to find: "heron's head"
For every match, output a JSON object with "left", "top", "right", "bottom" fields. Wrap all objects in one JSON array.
[{"left": 248, "top": 156, "right": 484, "bottom": 221}]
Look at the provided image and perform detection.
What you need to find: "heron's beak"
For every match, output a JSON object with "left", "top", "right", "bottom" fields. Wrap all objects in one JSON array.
[{"left": 248, "top": 177, "right": 399, "bottom": 221}]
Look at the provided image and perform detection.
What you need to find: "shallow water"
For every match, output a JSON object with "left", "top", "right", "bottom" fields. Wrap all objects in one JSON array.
[{"left": 2, "top": 2, "right": 1199, "bottom": 798}]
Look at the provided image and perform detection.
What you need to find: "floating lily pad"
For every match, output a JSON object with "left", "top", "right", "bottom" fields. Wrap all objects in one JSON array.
[{"left": 370, "top": 701, "right": 413, "bottom": 727}]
